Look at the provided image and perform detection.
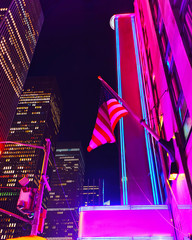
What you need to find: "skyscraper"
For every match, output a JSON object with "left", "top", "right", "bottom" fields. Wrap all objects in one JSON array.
[
  {"left": 82, "top": 179, "right": 104, "bottom": 207},
  {"left": 0, "top": 0, "right": 44, "bottom": 142},
  {"left": 0, "top": 77, "right": 62, "bottom": 239},
  {"left": 43, "top": 142, "right": 85, "bottom": 240}
]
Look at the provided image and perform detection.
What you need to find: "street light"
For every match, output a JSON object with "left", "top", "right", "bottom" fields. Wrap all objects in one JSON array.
[{"left": 0, "top": 139, "right": 51, "bottom": 236}]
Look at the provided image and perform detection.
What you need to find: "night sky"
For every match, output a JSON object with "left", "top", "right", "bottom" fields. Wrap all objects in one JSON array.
[{"left": 28, "top": 0, "right": 134, "bottom": 204}]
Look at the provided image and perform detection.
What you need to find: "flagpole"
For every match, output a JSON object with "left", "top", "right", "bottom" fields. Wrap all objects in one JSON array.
[{"left": 98, "top": 76, "right": 175, "bottom": 162}]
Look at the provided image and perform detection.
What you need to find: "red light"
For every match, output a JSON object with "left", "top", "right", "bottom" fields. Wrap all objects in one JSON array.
[{"left": 0, "top": 142, "right": 5, "bottom": 155}]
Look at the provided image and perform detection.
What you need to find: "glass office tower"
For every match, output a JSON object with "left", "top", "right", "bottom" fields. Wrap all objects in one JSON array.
[
  {"left": 82, "top": 179, "right": 104, "bottom": 206},
  {"left": 43, "top": 142, "right": 85, "bottom": 240},
  {"left": 0, "top": 77, "right": 62, "bottom": 239},
  {"left": 0, "top": 0, "right": 44, "bottom": 142}
]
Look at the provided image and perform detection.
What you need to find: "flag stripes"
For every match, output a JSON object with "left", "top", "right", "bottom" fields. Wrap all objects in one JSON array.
[{"left": 87, "top": 98, "right": 128, "bottom": 152}]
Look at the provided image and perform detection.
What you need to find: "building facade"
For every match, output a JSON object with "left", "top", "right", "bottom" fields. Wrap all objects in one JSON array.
[
  {"left": 78, "top": 0, "right": 192, "bottom": 239},
  {"left": 82, "top": 179, "right": 104, "bottom": 207},
  {"left": 113, "top": 0, "right": 192, "bottom": 237},
  {"left": 43, "top": 142, "right": 85, "bottom": 240},
  {"left": 0, "top": 77, "right": 62, "bottom": 239},
  {"left": 0, "top": 0, "right": 44, "bottom": 142},
  {"left": 133, "top": 0, "right": 192, "bottom": 236}
]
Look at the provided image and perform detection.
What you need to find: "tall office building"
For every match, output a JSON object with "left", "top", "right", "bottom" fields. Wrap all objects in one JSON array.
[
  {"left": 0, "top": 0, "right": 44, "bottom": 142},
  {"left": 43, "top": 142, "right": 85, "bottom": 240},
  {"left": 82, "top": 179, "right": 104, "bottom": 206},
  {"left": 0, "top": 77, "right": 62, "bottom": 239},
  {"left": 78, "top": 0, "right": 192, "bottom": 239}
]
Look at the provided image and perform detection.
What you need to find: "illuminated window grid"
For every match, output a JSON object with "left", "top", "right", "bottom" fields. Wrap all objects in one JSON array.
[{"left": 0, "top": 0, "right": 44, "bottom": 99}]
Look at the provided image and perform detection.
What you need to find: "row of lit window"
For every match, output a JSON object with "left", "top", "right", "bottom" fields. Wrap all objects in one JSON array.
[
  {"left": 3, "top": 166, "right": 12, "bottom": 170},
  {"left": 56, "top": 148, "right": 80, "bottom": 152},
  {"left": 3, "top": 170, "right": 14, "bottom": 174},
  {"left": 0, "top": 41, "right": 21, "bottom": 97},
  {"left": 22, "top": 91, "right": 51, "bottom": 95},
  {"left": 6, "top": 183, "right": 15, "bottom": 187},
  {"left": 17, "top": 0, "right": 37, "bottom": 47},
  {"left": 0, "top": 35, "right": 23, "bottom": 91},
  {"left": 10, "top": 127, "right": 28, "bottom": 130},
  {"left": 8, "top": 10, "right": 31, "bottom": 63},
  {"left": 0, "top": 8, "right": 8, "bottom": 11},
  {"left": 20, "top": 158, "right": 32, "bottom": 161},
  {"left": 16, "top": 113, "right": 27, "bottom": 115},
  {"left": 0, "top": 39, "right": 22, "bottom": 94},
  {"left": 8, "top": 179, "right": 16, "bottom": 183},
  {"left": 17, "top": 106, "right": 28, "bottom": 109},
  {"left": 8, "top": 223, "right": 16, "bottom": 228},
  {"left": 20, "top": 96, "right": 51, "bottom": 100},
  {"left": 5, "top": 15, "right": 29, "bottom": 79},
  {"left": 19, "top": 101, "right": 50, "bottom": 104},
  {"left": 0, "top": 198, "right": 7, "bottom": 201},
  {"left": 5, "top": 11, "right": 28, "bottom": 68},
  {"left": 2, "top": 155, "right": 36, "bottom": 159},
  {"left": 0, "top": 192, "right": 18, "bottom": 196}
]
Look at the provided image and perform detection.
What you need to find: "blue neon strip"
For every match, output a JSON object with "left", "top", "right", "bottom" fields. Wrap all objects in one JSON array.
[
  {"left": 151, "top": 141, "right": 164, "bottom": 203},
  {"left": 131, "top": 17, "right": 160, "bottom": 204},
  {"left": 115, "top": 18, "right": 128, "bottom": 205}
]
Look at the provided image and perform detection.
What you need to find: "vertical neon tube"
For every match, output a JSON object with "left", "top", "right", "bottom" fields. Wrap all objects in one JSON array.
[
  {"left": 115, "top": 17, "right": 128, "bottom": 205},
  {"left": 131, "top": 17, "right": 160, "bottom": 204}
]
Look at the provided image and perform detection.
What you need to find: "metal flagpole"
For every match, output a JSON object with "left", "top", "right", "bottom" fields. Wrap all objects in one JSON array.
[
  {"left": 98, "top": 76, "right": 181, "bottom": 240},
  {"left": 98, "top": 76, "right": 175, "bottom": 162}
]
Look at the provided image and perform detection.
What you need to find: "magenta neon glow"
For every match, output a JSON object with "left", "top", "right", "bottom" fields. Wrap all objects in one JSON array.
[{"left": 78, "top": 205, "right": 174, "bottom": 238}]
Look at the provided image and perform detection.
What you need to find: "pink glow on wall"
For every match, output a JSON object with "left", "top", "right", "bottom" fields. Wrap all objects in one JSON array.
[
  {"left": 114, "top": 13, "right": 154, "bottom": 205},
  {"left": 78, "top": 205, "right": 174, "bottom": 238}
]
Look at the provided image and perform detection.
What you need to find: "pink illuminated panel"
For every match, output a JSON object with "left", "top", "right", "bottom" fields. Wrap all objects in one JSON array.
[{"left": 78, "top": 205, "right": 175, "bottom": 239}]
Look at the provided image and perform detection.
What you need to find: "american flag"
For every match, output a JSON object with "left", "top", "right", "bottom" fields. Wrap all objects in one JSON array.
[{"left": 87, "top": 87, "right": 128, "bottom": 152}]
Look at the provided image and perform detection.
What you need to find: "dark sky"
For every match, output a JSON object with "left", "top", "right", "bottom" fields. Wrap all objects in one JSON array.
[{"left": 28, "top": 0, "right": 134, "bottom": 204}]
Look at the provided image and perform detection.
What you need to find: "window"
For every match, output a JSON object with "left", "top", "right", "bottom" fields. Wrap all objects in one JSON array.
[
  {"left": 160, "top": 24, "right": 168, "bottom": 56},
  {"left": 170, "top": 66, "right": 182, "bottom": 105},
  {"left": 165, "top": 43, "right": 173, "bottom": 71},
  {"left": 183, "top": 111, "right": 192, "bottom": 140}
]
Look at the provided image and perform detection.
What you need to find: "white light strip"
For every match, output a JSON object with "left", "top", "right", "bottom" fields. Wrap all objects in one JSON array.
[{"left": 79, "top": 205, "right": 169, "bottom": 212}]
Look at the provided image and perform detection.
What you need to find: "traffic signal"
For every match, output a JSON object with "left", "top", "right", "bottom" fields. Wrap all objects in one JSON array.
[{"left": 17, "top": 187, "right": 37, "bottom": 218}]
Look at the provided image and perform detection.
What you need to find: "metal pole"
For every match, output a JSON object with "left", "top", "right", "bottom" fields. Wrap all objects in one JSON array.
[
  {"left": 0, "top": 208, "right": 31, "bottom": 224},
  {"left": 98, "top": 76, "right": 175, "bottom": 162},
  {"left": 98, "top": 76, "right": 160, "bottom": 140},
  {"left": 30, "top": 139, "right": 51, "bottom": 236}
]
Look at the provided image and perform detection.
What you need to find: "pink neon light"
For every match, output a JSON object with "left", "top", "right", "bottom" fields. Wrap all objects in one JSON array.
[{"left": 78, "top": 206, "right": 174, "bottom": 238}]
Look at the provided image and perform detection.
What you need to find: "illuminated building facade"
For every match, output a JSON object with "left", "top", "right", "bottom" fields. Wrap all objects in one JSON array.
[
  {"left": 82, "top": 179, "right": 104, "bottom": 206},
  {"left": 43, "top": 142, "right": 85, "bottom": 240},
  {"left": 0, "top": 77, "right": 62, "bottom": 239},
  {"left": 78, "top": 0, "right": 192, "bottom": 239},
  {"left": 0, "top": 0, "right": 43, "bottom": 142}
]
